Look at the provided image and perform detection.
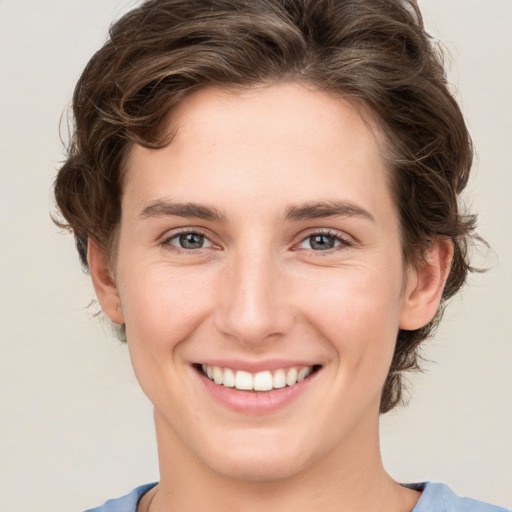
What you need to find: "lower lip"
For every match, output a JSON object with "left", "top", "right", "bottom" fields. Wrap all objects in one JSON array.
[{"left": 196, "top": 369, "right": 319, "bottom": 414}]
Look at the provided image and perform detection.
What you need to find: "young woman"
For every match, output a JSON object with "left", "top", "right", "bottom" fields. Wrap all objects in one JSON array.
[{"left": 53, "top": 0, "right": 508, "bottom": 510}]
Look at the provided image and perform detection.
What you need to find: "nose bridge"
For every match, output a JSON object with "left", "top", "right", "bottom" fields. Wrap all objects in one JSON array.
[{"left": 215, "top": 246, "right": 291, "bottom": 345}]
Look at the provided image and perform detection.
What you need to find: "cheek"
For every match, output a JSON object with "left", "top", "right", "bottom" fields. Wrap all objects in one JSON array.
[
  {"left": 118, "top": 264, "right": 214, "bottom": 351},
  {"left": 296, "top": 263, "right": 404, "bottom": 372},
  {"left": 117, "top": 266, "right": 216, "bottom": 411}
]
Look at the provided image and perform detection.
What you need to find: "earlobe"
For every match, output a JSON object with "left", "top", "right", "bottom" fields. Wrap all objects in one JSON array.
[
  {"left": 87, "top": 239, "right": 125, "bottom": 325},
  {"left": 399, "top": 238, "right": 454, "bottom": 330}
]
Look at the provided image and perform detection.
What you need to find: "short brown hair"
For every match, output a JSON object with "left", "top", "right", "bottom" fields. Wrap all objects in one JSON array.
[{"left": 54, "top": 0, "right": 478, "bottom": 413}]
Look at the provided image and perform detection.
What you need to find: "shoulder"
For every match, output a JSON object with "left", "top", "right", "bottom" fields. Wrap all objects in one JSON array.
[
  {"left": 83, "top": 483, "right": 158, "bottom": 512},
  {"left": 408, "top": 482, "right": 510, "bottom": 512}
]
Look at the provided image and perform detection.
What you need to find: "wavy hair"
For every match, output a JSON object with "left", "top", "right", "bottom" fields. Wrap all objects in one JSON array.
[{"left": 54, "top": 0, "right": 478, "bottom": 413}]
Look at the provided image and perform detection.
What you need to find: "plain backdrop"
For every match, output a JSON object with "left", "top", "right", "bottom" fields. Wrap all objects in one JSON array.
[{"left": 0, "top": 1, "right": 511, "bottom": 511}]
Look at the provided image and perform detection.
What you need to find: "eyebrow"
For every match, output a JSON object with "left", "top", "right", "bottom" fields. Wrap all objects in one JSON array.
[
  {"left": 139, "top": 200, "right": 226, "bottom": 222},
  {"left": 284, "top": 201, "right": 375, "bottom": 222},
  {"left": 139, "top": 199, "right": 374, "bottom": 223}
]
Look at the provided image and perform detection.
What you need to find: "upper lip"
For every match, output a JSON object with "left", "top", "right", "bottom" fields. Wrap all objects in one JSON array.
[{"left": 194, "top": 359, "right": 321, "bottom": 373}]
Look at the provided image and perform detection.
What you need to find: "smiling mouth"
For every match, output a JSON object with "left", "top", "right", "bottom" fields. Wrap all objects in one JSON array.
[{"left": 195, "top": 364, "right": 321, "bottom": 392}]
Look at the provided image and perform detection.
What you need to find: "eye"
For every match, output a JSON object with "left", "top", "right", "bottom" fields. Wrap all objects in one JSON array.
[
  {"left": 297, "top": 232, "right": 351, "bottom": 251},
  {"left": 164, "top": 231, "right": 214, "bottom": 250}
]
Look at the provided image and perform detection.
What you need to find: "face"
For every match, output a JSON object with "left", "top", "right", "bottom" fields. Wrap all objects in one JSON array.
[{"left": 96, "top": 83, "right": 429, "bottom": 481}]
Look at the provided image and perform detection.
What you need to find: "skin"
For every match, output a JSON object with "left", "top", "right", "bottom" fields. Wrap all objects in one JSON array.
[{"left": 89, "top": 82, "right": 452, "bottom": 511}]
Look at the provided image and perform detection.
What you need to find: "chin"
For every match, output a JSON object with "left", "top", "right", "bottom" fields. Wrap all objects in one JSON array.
[
  {"left": 194, "top": 428, "right": 320, "bottom": 482},
  {"left": 208, "top": 450, "right": 311, "bottom": 482}
]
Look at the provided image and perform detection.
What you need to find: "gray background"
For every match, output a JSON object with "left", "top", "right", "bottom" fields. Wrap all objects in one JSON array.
[{"left": 1, "top": 0, "right": 511, "bottom": 510}]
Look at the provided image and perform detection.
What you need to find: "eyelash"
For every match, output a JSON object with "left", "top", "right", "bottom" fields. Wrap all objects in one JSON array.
[
  {"left": 294, "top": 229, "right": 353, "bottom": 254},
  {"left": 160, "top": 229, "right": 214, "bottom": 253},
  {"left": 159, "top": 228, "right": 353, "bottom": 254}
]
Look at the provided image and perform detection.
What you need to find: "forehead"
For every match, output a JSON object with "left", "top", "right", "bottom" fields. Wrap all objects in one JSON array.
[
  {"left": 122, "top": 82, "right": 394, "bottom": 221},
  {"left": 162, "top": 82, "right": 386, "bottom": 164}
]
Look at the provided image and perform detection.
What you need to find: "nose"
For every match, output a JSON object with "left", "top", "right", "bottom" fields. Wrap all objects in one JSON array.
[{"left": 213, "top": 250, "right": 294, "bottom": 347}]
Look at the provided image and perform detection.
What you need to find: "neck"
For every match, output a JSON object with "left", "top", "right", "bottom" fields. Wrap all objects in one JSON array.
[{"left": 150, "top": 407, "right": 420, "bottom": 512}]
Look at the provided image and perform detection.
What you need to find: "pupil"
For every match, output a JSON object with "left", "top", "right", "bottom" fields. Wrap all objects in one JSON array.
[
  {"left": 311, "top": 234, "right": 334, "bottom": 250},
  {"left": 180, "top": 233, "right": 203, "bottom": 249}
]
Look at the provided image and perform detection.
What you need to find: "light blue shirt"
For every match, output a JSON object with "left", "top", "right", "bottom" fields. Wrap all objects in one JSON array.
[
  {"left": 84, "top": 481, "right": 509, "bottom": 511},
  {"left": 406, "top": 482, "right": 509, "bottom": 511}
]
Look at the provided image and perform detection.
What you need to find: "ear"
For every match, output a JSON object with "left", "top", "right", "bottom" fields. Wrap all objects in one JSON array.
[
  {"left": 399, "top": 238, "right": 454, "bottom": 330},
  {"left": 87, "top": 239, "right": 125, "bottom": 325}
]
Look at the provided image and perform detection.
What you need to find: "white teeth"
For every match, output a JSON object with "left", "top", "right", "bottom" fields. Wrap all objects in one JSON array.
[
  {"left": 213, "top": 366, "right": 223, "bottom": 385},
  {"left": 223, "top": 368, "right": 235, "bottom": 388},
  {"left": 253, "top": 371, "right": 273, "bottom": 391},
  {"left": 200, "top": 364, "right": 315, "bottom": 391},
  {"left": 273, "top": 369, "right": 286, "bottom": 389},
  {"left": 297, "top": 367, "right": 309, "bottom": 382},
  {"left": 235, "top": 370, "right": 253, "bottom": 390},
  {"left": 285, "top": 367, "right": 298, "bottom": 386}
]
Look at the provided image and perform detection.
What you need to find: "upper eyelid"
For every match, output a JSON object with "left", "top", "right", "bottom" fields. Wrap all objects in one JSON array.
[
  {"left": 296, "top": 228, "right": 353, "bottom": 243},
  {"left": 292, "top": 229, "right": 356, "bottom": 253},
  {"left": 159, "top": 228, "right": 218, "bottom": 250},
  {"left": 158, "top": 227, "right": 354, "bottom": 249},
  {"left": 160, "top": 226, "right": 213, "bottom": 241}
]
